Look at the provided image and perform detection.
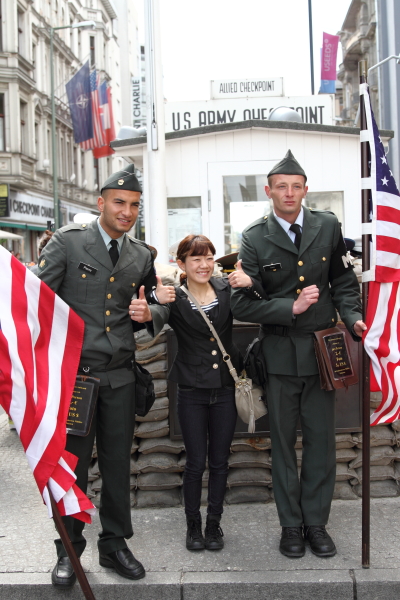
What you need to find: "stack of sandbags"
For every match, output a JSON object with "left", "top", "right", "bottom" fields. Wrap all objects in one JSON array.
[{"left": 225, "top": 438, "right": 272, "bottom": 504}]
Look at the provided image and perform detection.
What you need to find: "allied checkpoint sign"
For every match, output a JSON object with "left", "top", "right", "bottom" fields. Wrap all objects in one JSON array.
[
  {"left": 211, "top": 77, "right": 284, "bottom": 99},
  {"left": 165, "top": 94, "right": 335, "bottom": 132}
]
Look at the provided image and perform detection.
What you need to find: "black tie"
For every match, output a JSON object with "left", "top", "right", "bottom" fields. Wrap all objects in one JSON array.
[
  {"left": 109, "top": 239, "right": 119, "bottom": 267},
  {"left": 289, "top": 224, "right": 302, "bottom": 250}
]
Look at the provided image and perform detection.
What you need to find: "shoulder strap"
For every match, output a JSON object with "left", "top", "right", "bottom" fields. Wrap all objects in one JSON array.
[{"left": 181, "top": 285, "right": 239, "bottom": 384}]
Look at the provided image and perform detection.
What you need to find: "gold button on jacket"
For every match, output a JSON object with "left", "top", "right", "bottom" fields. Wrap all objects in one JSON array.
[
  {"left": 106, "top": 310, "right": 111, "bottom": 316},
  {"left": 213, "top": 363, "right": 218, "bottom": 369},
  {"left": 299, "top": 276, "right": 305, "bottom": 282},
  {"left": 109, "top": 276, "right": 115, "bottom": 282}
]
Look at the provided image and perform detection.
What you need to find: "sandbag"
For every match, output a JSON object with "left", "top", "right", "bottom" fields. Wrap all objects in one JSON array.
[
  {"left": 332, "top": 481, "right": 358, "bottom": 500},
  {"left": 135, "top": 343, "right": 167, "bottom": 363},
  {"left": 335, "top": 433, "right": 357, "bottom": 449},
  {"left": 394, "top": 431, "right": 400, "bottom": 447},
  {"left": 88, "top": 460, "right": 100, "bottom": 481},
  {"left": 91, "top": 477, "right": 102, "bottom": 493},
  {"left": 154, "top": 379, "right": 168, "bottom": 398},
  {"left": 86, "top": 482, "right": 96, "bottom": 499},
  {"left": 144, "top": 360, "right": 167, "bottom": 379},
  {"left": 294, "top": 436, "right": 303, "bottom": 449},
  {"left": 336, "top": 448, "right": 358, "bottom": 463},
  {"left": 352, "top": 465, "right": 395, "bottom": 485},
  {"left": 353, "top": 425, "right": 395, "bottom": 448},
  {"left": 370, "top": 392, "right": 382, "bottom": 409},
  {"left": 137, "top": 472, "right": 182, "bottom": 491},
  {"left": 135, "top": 330, "right": 167, "bottom": 350},
  {"left": 349, "top": 446, "right": 395, "bottom": 469},
  {"left": 227, "top": 467, "right": 272, "bottom": 487},
  {"left": 131, "top": 438, "right": 139, "bottom": 454},
  {"left": 135, "top": 397, "right": 169, "bottom": 423},
  {"left": 230, "top": 437, "right": 271, "bottom": 452},
  {"left": 139, "top": 437, "right": 185, "bottom": 455},
  {"left": 92, "top": 492, "right": 101, "bottom": 508},
  {"left": 92, "top": 442, "right": 97, "bottom": 458},
  {"left": 228, "top": 451, "right": 271, "bottom": 469},
  {"left": 395, "top": 462, "right": 400, "bottom": 480},
  {"left": 130, "top": 490, "right": 136, "bottom": 507},
  {"left": 135, "top": 418, "right": 169, "bottom": 439},
  {"left": 391, "top": 420, "right": 400, "bottom": 433},
  {"left": 130, "top": 456, "right": 140, "bottom": 474},
  {"left": 136, "top": 488, "right": 181, "bottom": 508},
  {"left": 130, "top": 475, "right": 137, "bottom": 490},
  {"left": 136, "top": 452, "right": 182, "bottom": 473},
  {"left": 394, "top": 447, "right": 400, "bottom": 462},
  {"left": 354, "top": 479, "right": 399, "bottom": 498},
  {"left": 335, "top": 463, "right": 358, "bottom": 482},
  {"left": 225, "top": 486, "right": 272, "bottom": 504}
]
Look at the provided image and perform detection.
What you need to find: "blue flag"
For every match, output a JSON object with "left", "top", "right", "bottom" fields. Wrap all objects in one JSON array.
[{"left": 66, "top": 61, "right": 93, "bottom": 144}]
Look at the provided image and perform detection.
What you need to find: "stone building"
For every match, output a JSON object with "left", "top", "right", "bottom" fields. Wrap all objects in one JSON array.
[{"left": 0, "top": 0, "right": 141, "bottom": 261}]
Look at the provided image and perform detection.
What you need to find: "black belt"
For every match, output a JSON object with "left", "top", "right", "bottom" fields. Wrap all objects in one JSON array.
[{"left": 262, "top": 325, "right": 313, "bottom": 338}]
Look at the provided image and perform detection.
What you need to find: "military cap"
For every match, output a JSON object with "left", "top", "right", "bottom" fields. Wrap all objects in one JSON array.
[
  {"left": 267, "top": 149, "right": 307, "bottom": 181},
  {"left": 216, "top": 252, "right": 239, "bottom": 273},
  {"left": 101, "top": 162, "right": 142, "bottom": 194}
]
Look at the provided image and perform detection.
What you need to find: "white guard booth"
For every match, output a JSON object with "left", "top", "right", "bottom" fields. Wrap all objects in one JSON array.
[{"left": 111, "top": 119, "right": 393, "bottom": 259}]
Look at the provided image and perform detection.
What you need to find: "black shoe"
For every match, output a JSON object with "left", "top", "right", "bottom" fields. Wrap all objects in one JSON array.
[
  {"left": 186, "top": 515, "right": 205, "bottom": 550},
  {"left": 304, "top": 525, "right": 337, "bottom": 557},
  {"left": 279, "top": 527, "right": 305, "bottom": 558},
  {"left": 99, "top": 548, "right": 146, "bottom": 580},
  {"left": 51, "top": 556, "right": 77, "bottom": 588},
  {"left": 204, "top": 515, "right": 224, "bottom": 550}
]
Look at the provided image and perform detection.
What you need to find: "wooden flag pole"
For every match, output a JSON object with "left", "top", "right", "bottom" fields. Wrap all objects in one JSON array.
[
  {"left": 49, "top": 489, "right": 96, "bottom": 600},
  {"left": 359, "top": 59, "right": 371, "bottom": 569}
]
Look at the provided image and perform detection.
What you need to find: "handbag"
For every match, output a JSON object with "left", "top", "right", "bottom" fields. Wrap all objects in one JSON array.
[
  {"left": 134, "top": 361, "right": 156, "bottom": 417},
  {"left": 181, "top": 285, "right": 267, "bottom": 433},
  {"left": 243, "top": 337, "right": 268, "bottom": 388},
  {"left": 313, "top": 326, "right": 358, "bottom": 391}
]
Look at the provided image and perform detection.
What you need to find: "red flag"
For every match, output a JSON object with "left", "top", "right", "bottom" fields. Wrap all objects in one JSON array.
[
  {"left": 93, "top": 84, "right": 116, "bottom": 159},
  {"left": 0, "top": 246, "right": 95, "bottom": 522},
  {"left": 360, "top": 83, "right": 400, "bottom": 425},
  {"left": 80, "top": 70, "right": 105, "bottom": 151}
]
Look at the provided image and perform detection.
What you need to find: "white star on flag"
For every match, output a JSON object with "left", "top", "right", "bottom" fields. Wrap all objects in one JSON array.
[
  {"left": 381, "top": 177, "right": 389, "bottom": 186},
  {"left": 380, "top": 155, "right": 387, "bottom": 164}
]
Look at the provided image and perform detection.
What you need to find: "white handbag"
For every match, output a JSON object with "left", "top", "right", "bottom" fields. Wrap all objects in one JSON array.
[{"left": 181, "top": 286, "right": 267, "bottom": 433}]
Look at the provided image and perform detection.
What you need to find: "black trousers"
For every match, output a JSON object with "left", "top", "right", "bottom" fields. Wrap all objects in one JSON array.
[
  {"left": 177, "top": 385, "right": 237, "bottom": 517},
  {"left": 55, "top": 381, "right": 136, "bottom": 558}
]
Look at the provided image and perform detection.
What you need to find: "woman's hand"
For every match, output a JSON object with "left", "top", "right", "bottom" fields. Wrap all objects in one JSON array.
[
  {"left": 228, "top": 260, "right": 252, "bottom": 288},
  {"left": 129, "top": 286, "right": 152, "bottom": 322}
]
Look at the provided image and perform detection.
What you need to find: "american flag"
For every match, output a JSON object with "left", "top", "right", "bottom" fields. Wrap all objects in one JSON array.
[
  {"left": 361, "top": 83, "right": 400, "bottom": 425},
  {"left": 93, "top": 81, "right": 116, "bottom": 159},
  {"left": 80, "top": 70, "right": 105, "bottom": 151},
  {"left": 0, "top": 246, "right": 95, "bottom": 522}
]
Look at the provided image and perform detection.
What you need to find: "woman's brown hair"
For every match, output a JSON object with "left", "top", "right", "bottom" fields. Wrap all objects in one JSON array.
[{"left": 176, "top": 235, "right": 216, "bottom": 283}]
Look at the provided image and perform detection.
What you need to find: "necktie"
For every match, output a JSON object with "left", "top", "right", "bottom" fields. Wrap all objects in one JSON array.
[
  {"left": 289, "top": 224, "right": 302, "bottom": 250},
  {"left": 109, "top": 239, "right": 119, "bottom": 267}
]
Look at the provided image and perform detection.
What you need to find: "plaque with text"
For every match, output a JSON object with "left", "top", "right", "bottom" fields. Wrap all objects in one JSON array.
[
  {"left": 0, "top": 184, "right": 9, "bottom": 218},
  {"left": 66, "top": 375, "right": 100, "bottom": 436},
  {"left": 323, "top": 332, "right": 354, "bottom": 380}
]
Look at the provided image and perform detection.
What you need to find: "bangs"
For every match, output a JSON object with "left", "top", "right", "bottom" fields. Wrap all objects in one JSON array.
[{"left": 176, "top": 235, "right": 216, "bottom": 262}]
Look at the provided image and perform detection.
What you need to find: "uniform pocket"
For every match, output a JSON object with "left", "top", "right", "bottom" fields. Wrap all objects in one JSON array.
[
  {"left": 315, "top": 302, "right": 337, "bottom": 327},
  {"left": 309, "top": 246, "right": 330, "bottom": 285}
]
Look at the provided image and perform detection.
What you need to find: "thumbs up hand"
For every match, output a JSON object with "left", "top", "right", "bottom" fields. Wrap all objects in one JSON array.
[
  {"left": 228, "top": 259, "right": 253, "bottom": 288},
  {"left": 129, "top": 285, "right": 152, "bottom": 322},
  {"left": 155, "top": 275, "right": 176, "bottom": 305}
]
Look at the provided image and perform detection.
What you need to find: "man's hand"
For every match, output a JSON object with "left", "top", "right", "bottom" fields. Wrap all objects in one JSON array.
[
  {"left": 129, "top": 286, "right": 152, "bottom": 322},
  {"left": 353, "top": 320, "right": 367, "bottom": 337},
  {"left": 155, "top": 275, "right": 176, "bottom": 304},
  {"left": 228, "top": 259, "right": 252, "bottom": 288},
  {"left": 292, "top": 285, "right": 319, "bottom": 315}
]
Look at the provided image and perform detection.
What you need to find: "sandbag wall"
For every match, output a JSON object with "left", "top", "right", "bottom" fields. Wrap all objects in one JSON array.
[{"left": 86, "top": 327, "right": 400, "bottom": 508}]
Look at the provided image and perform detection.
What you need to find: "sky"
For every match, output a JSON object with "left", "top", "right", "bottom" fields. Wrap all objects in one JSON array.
[{"left": 138, "top": 0, "right": 352, "bottom": 102}]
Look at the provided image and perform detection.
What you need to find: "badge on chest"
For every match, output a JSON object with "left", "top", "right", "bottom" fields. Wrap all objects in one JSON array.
[
  {"left": 263, "top": 263, "right": 282, "bottom": 272},
  {"left": 78, "top": 262, "right": 98, "bottom": 275}
]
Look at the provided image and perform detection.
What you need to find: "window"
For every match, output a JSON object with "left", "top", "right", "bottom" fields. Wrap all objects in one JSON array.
[
  {"left": 20, "top": 101, "right": 27, "bottom": 154},
  {"left": 90, "top": 36, "right": 95, "bottom": 67},
  {"left": 305, "top": 192, "right": 344, "bottom": 227},
  {"left": 167, "top": 197, "right": 202, "bottom": 256},
  {"left": 0, "top": 94, "right": 5, "bottom": 151},
  {"left": 18, "top": 10, "right": 25, "bottom": 57}
]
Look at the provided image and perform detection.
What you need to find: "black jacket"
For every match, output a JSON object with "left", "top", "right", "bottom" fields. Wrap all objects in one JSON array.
[{"left": 166, "top": 277, "right": 242, "bottom": 388}]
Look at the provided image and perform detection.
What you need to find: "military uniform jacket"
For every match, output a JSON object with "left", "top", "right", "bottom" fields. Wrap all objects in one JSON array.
[
  {"left": 161, "top": 278, "right": 242, "bottom": 388},
  {"left": 230, "top": 207, "right": 362, "bottom": 377},
  {"left": 38, "top": 220, "right": 167, "bottom": 388}
]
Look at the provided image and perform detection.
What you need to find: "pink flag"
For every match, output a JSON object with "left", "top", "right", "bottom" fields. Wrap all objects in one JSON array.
[{"left": 320, "top": 32, "right": 339, "bottom": 82}]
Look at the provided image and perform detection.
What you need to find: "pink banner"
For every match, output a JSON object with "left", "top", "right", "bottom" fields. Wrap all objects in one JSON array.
[{"left": 321, "top": 32, "right": 339, "bottom": 81}]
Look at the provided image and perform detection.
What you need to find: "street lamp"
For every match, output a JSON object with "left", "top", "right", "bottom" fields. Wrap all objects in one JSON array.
[{"left": 50, "top": 20, "right": 96, "bottom": 229}]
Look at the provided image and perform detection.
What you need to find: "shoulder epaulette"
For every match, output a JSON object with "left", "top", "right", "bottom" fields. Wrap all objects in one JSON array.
[
  {"left": 127, "top": 235, "right": 150, "bottom": 249},
  {"left": 60, "top": 223, "right": 88, "bottom": 232},
  {"left": 243, "top": 216, "right": 268, "bottom": 234},
  {"left": 308, "top": 208, "right": 336, "bottom": 216}
]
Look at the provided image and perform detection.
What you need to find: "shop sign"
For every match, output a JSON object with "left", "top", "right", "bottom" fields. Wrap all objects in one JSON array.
[
  {"left": 211, "top": 77, "right": 284, "bottom": 99},
  {"left": 6, "top": 191, "right": 54, "bottom": 225},
  {"left": 132, "top": 77, "right": 144, "bottom": 128},
  {"left": 166, "top": 94, "right": 335, "bottom": 132},
  {"left": 0, "top": 184, "right": 9, "bottom": 218}
]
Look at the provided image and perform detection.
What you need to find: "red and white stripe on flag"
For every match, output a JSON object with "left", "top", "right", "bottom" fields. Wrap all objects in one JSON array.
[
  {"left": 360, "top": 83, "right": 400, "bottom": 425},
  {"left": 0, "top": 246, "right": 95, "bottom": 522},
  {"left": 80, "top": 70, "right": 105, "bottom": 151}
]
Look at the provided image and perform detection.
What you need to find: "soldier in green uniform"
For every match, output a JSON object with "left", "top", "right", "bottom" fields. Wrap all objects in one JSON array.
[
  {"left": 230, "top": 150, "right": 366, "bottom": 559},
  {"left": 38, "top": 164, "right": 169, "bottom": 587}
]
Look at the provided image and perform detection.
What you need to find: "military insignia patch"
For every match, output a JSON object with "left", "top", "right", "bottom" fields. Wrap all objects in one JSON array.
[
  {"left": 39, "top": 259, "right": 46, "bottom": 268},
  {"left": 118, "top": 178, "right": 124, "bottom": 185}
]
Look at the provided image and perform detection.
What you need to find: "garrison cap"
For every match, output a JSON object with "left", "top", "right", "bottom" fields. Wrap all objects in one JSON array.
[
  {"left": 267, "top": 149, "right": 307, "bottom": 181},
  {"left": 101, "top": 162, "right": 142, "bottom": 194}
]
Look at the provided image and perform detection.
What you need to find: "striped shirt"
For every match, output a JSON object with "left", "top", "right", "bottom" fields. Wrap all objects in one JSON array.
[{"left": 189, "top": 298, "right": 219, "bottom": 312}]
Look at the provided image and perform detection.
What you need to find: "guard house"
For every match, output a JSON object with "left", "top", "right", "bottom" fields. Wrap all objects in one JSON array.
[{"left": 111, "top": 120, "right": 393, "bottom": 259}]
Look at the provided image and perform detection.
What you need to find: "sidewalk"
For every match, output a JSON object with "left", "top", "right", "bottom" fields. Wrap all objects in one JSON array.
[{"left": 1, "top": 412, "right": 400, "bottom": 600}]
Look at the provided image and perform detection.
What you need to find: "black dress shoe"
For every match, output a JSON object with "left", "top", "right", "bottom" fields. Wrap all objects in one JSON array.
[
  {"left": 186, "top": 515, "right": 205, "bottom": 551},
  {"left": 279, "top": 527, "right": 305, "bottom": 558},
  {"left": 304, "top": 526, "right": 337, "bottom": 557},
  {"left": 204, "top": 515, "right": 224, "bottom": 551},
  {"left": 99, "top": 548, "right": 145, "bottom": 580},
  {"left": 51, "top": 556, "right": 77, "bottom": 588}
]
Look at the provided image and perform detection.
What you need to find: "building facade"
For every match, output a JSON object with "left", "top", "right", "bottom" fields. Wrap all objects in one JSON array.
[{"left": 0, "top": 0, "right": 141, "bottom": 261}]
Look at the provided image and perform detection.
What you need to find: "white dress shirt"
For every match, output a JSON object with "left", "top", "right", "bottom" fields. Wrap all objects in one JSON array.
[
  {"left": 273, "top": 207, "right": 304, "bottom": 243},
  {"left": 97, "top": 218, "right": 125, "bottom": 253}
]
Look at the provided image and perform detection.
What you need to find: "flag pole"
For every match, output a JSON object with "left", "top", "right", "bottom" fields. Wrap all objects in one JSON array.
[
  {"left": 48, "top": 489, "right": 97, "bottom": 600},
  {"left": 359, "top": 59, "right": 371, "bottom": 569}
]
